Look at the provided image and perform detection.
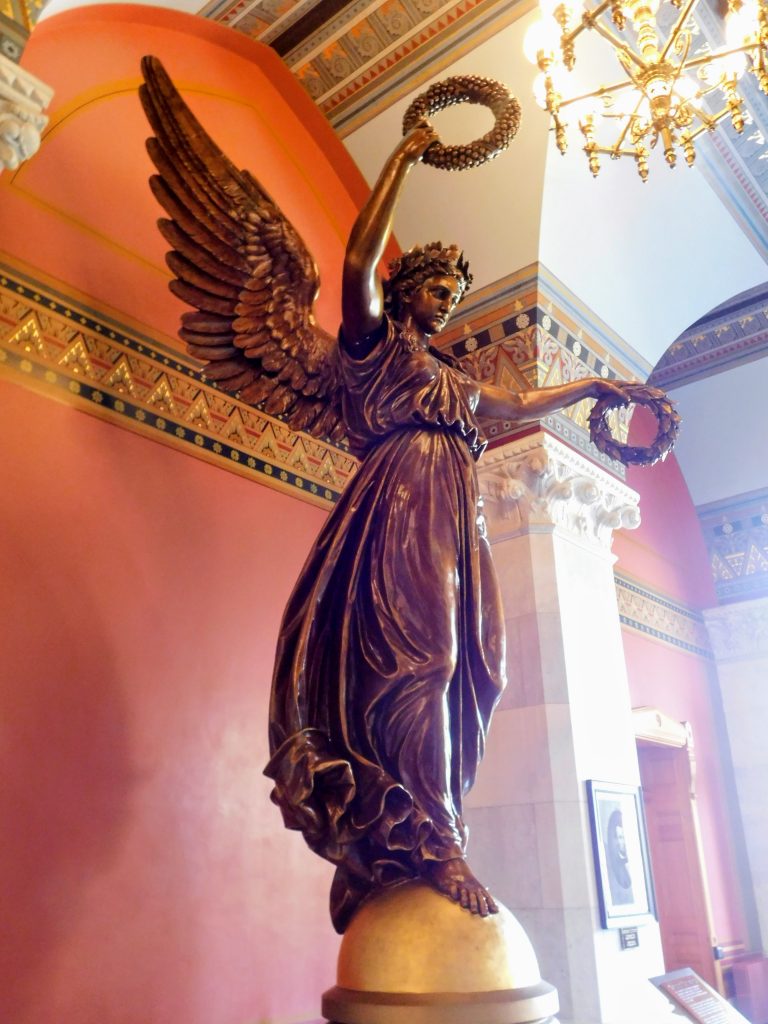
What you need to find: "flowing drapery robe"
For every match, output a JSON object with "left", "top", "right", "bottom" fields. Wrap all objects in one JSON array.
[{"left": 265, "top": 317, "right": 506, "bottom": 932}]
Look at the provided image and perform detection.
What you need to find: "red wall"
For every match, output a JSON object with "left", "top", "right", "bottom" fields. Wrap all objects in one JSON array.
[
  {"left": 615, "top": 407, "right": 748, "bottom": 953},
  {"left": 0, "top": 376, "right": 335, "bottom": 1024},
  {"left": 0, "top": 7, "right": 370, "bottom": 1021}
]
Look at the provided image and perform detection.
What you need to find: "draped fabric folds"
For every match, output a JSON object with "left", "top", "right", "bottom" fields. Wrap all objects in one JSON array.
[{"left": 265, "top": 318, "right": 506, "bottom": 932}]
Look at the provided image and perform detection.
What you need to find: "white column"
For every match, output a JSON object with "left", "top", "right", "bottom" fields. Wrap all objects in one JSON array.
[
  {"left": 704, "top": 597, "right": 768, "bottom": 953},
  {"left": 0, "top": 53, "right": 53, "bottom": 172},
  {"left": 468, "top": 431, "right": 671, "bottom": 1024}
]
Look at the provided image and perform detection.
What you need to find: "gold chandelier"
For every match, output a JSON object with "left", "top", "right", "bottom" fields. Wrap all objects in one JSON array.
[{"left": 523, "top": 0, "right": 768, "bottom": 179}]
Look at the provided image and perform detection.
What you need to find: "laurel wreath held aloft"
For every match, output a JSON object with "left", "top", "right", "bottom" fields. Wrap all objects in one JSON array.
[
  {"left": 402, "top": 76, "right": 521, "bottom": 171},
  {"left": 589, "top": 383, "right": 681, "bottom": 467}
]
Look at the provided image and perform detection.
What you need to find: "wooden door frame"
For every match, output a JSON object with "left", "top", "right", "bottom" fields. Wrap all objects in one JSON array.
[{"left": 632, "top": 706, "right": 724, "bottom": 994}]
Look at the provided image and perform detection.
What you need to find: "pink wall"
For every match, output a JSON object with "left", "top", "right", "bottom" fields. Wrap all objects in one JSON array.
[
  {"left": 0, "top": 11, "right": 373, "bottom": 1020},
  {"left": 0, "top": 376, "right": 336, "bottom": 1024},
  {"left": 614, "top": 407, "right": 748, "bottom": 953},
  {"left": 616, "top": 407, "right": 716, "bottom": 609}
]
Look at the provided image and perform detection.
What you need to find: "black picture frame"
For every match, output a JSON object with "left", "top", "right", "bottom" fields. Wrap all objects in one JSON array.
[{"left": 587, "top": 780, "right": 657, "bottom": 929}]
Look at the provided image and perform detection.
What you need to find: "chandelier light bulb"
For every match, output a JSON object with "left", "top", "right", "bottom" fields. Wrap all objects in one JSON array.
[
  {"left": 523, "top": 18, "right": 561, "bottom": 64},
  {"left": 726, "top": 8, "right": 759, "bottom": 46}
]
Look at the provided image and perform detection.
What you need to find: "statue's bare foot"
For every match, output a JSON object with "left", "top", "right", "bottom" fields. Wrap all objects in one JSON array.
[{"left": 424, "top": 857, "right": 499, "bottom": 917}]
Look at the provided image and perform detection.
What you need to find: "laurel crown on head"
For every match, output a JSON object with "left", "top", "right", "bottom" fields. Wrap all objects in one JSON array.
[{"left": 384, "top": 242, "right": 473, "bottom": 316}]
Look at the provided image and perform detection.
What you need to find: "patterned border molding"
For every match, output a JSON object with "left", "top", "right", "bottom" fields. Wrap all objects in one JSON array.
[
  {"left": 697, "top": 487, "right": 768, "bottom": 604},
  {"left": 203, "top": 0, "right": 526, "bottom": 135},
  {"left": 0, "top": 262, "right": 357, "bottom": 508},
  {"left": 438, "top": 264, "right": 646, "bottom": 477},
  {"left": 199, "top": 0, "right": 323, "bottom": 45},
  {"left": 703, "top": 595, "right": 768, "bottom": 661},
  {"left": 479, "top": 430, "right": 640, "bottom": 548},
  {"left": 615, "top": 573, "right": 713, "bottom": 658},
  {"left": 652, "top": 281, "right": 768, "bottom": 390},
  {"left": 690, "top": 0, "right": 768, "bottom": 261},
  {"left": 0, "top": 11, "right": 27, "bottom": 63}
]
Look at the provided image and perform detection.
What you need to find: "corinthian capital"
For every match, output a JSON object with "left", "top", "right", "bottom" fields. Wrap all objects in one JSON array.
[
  {"left": 0, "top": 53, "right": 53, "bottom": 172},
  {"left": 479, "top": 431, "right": 640, "bottom": 548}
]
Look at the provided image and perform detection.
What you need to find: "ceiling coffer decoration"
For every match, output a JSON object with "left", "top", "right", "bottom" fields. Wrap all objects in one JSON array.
[{"left": 524, "top": 0, "right": 768, "bottom": 178}]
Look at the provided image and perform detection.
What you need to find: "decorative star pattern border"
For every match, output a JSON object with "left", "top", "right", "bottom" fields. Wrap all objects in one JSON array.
[{"left": 0, "top": 261, "right": 357, "bottom": 509}]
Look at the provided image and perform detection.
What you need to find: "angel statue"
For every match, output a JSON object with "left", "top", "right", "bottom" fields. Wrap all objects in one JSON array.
[{"left": 140, "top": 57, "right": 653, "bottom": 935}]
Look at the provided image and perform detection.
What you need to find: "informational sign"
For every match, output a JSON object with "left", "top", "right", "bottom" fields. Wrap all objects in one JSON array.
[{"left": 651, "top": 968, "right": 750, "bottom": 1024}]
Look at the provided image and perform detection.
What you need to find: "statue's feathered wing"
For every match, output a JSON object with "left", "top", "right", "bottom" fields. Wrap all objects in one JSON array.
[{"left": 139, "top": 55, "right": 345, "bottom": 443}]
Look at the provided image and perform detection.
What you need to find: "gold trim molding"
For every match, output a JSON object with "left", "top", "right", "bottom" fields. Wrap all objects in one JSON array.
[
  {"left": 0, "top": 261, "right": 357, "bottom": 508},
  {"left": 615, "top": 573, "right": 712, "bottom": 658}
]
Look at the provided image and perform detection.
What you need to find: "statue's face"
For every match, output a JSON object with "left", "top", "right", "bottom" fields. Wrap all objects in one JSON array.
[{"left": 404, "top": 274, "right": 462, "bottom": 335}]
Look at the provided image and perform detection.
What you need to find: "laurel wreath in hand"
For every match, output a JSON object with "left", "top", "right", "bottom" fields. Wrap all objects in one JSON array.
[
  {"left": 402, "top": 75, "right": 521, "bottom": 171},
  {"left": 589, "top": 383, "right": 681, "bottom": 467}
]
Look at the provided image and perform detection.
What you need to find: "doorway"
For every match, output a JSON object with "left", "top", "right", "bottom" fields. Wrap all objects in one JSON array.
[{"left": 633, "top": 707, "right": 723, "bottom": 993}]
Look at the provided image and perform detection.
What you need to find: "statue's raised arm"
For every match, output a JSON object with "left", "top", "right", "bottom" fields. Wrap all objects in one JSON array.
[{"left": 341, "top": 126, "right": 437, "bottom": 348}]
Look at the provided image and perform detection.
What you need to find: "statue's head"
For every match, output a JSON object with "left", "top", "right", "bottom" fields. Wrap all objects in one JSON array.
[{"left": 384, "top": 242, "right": 472, "bottom": 322}]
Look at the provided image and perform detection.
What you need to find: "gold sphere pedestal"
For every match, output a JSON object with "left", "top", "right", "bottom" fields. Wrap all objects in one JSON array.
[{"left": 322, "top": 881, "right": 559, "bottom": 1024}]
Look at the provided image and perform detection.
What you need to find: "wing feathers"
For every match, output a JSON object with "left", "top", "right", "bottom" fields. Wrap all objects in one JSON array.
[
  {"left": 166, "top": 251, "right": 240, "bottom": 301},
  {"left": 159, "top": 219, "right": 251, "bottom": 282},
  {"left": 179, "top": 327, "right": 236, "bottom": 346},
  {"left": 147, "top": 138, "right": 243, "bottom": 248},
  {"left": 181, "top": 311, "right": 232, "bottom": 333},
  {"left": 187, "top": 343, "right": 239, "bottom": 360},
  {"left": 169, "top": 280, "right": 233, "bottom": 316},
  {"left": 141, "top": 55, "right": 345, "bottom": 442}
]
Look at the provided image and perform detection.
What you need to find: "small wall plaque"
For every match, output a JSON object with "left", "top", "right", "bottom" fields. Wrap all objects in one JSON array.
[{"left": 619, "top": 927, "right": 639, "bottom": 949}]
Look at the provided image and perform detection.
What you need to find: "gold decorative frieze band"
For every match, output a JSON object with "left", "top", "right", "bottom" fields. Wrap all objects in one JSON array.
[
  {"left": 697, "top": 488, "right": 768, "bottom": 604},
  {"left": 438, "top": 264, "right": 649, "bottom": 477},
  {"left": 0, "top": 263, "right": 356, "bottom": 508},
  {"left": 615, "top": 573, "right": 712, "bottom": 658}
]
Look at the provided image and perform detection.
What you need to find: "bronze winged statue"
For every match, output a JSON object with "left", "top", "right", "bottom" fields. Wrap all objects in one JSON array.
[{"left": 140, "top": 55, "right": 665, "bottom": 934}]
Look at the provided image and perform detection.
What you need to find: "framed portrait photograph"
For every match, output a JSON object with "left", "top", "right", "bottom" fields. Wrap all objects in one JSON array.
[{"left": 587, "top": 780, "right": 657, "bottom": 929}]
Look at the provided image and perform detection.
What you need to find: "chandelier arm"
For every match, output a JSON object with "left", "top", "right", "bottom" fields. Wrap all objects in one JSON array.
[
  {"left": 613, "top": 96, "right": 648, "bottom": 151},
  {"left": 592, "top": 144, "right": 647, "bottom": 155},
  {"left": 558, "top": 78, "right": 638, "bottom": 109},
  {"left": 569, "top": 0, "right": 615, "bottom": 45},
  {"left": 673, "top": 32, "right": 693, "bottom": 75},
  {"left": 684, "top": 100, "right": 727, "bottom": 129},
  {"left": 683, "top": 43, "right": 754, "bottom": 71},
  {"left": 589, "top": 18, "right": 648, "bottom": 70},
  {"left": 682, "top": 117, "right": 721, "bottom": 141},
  {"left": 660, "top": 0, "right": 699, "bottom": 61}
]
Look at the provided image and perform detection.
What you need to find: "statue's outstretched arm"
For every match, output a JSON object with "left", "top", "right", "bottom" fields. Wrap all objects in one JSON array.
[
  {"left": 342, "top": 126, "right": 437, "bottom": 350},
  {"left": 476, "top": 377, "right": 650, "bottom": 423}
]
